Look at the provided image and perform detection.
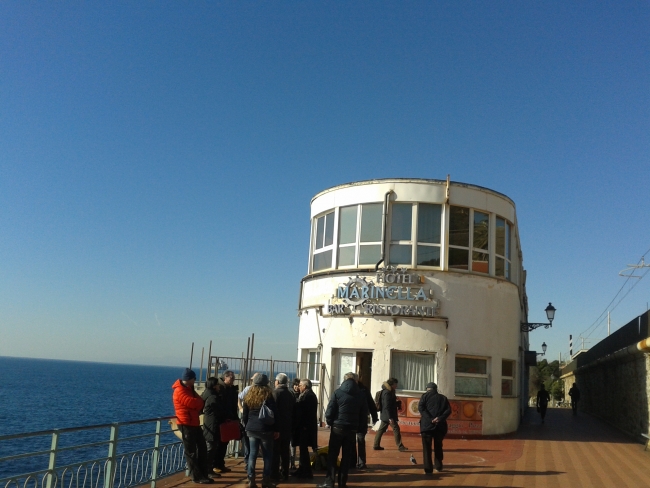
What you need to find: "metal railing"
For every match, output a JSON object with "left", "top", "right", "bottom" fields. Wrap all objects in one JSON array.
[{"left": 0, "top": 417, "right": 185, "bottom": 488}]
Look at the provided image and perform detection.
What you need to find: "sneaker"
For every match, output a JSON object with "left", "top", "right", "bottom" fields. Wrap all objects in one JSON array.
[
  {"left": 215, "top": 466, "right": 232, "bottom": 473},
  {"left": 373, "top": 446, "right": 384, "bottom": 450},
  {"left": 208, "top": 473, "right": 221, "bottom": 479},
  {"left": 398, "top": 446, "right": 409, "bottom": 452}
]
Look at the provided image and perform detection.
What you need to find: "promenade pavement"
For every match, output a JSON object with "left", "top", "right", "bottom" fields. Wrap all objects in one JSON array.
[{"left": 160, "top": 407, "right": 650, "bottom": 487}]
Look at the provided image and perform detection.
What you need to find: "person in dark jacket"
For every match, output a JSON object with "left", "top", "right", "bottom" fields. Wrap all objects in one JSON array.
[
  {"left": 270, "top": 373, "right": 296, "bottom": 481},
  {"left": 172, "top": 368, "right": 213, "bottom": 484},
  {"left": 537, "top": 384, "right": 551, "bottom": 423},
  {"left": 418, "top": 382, "right": 451, "bottom": 474},
  {"left": 289, "top": 377, "right": 302, "bottom": 470},
  {"left": 317, "top": 373, "right": 368, "bottom": 488},
  {"left": 201, "top": 377, "right": 225, "bottom": 477},
  {"left": 292, "top": 379, "right": 318, "bottom": 480},
  {"left": 568, "top": 383, "right": 581, "bottom": 416},
  {"left": 351, "top": 381, "right": 378, "bottom": 469},
  {"left": 215, "top": 370, "right": 239, "bottom": 473},
  {"left": 373, "top": 378, "right": 407, "bottom": 451},
  {"left": 242, "top": 374, "right": 279, "bottom": 488}
]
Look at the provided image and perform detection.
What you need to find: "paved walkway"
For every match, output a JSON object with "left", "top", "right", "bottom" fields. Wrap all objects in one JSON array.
[{"left": 157, "top": 408, "right": 650, "bottom": 487}]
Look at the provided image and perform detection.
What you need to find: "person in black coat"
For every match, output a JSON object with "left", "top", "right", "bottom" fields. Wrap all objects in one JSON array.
[
  {"left": 418, "top": 382, "right": 451, "bottom": 474},
  {"left": 289, "top": 377, "right": 301, "bottom": 470},
  {"left": 201, "top": 377, "right": 226, "bottom": 476},
  {"left": 568, "top": 383, "right": 581, "bottom": 416},
  {"left": 351, "top": 381, "right": 378, "bottom": 469},
  {"left": 536, "top": 384, "right": 551, "bottom": 423},
  {"left": 215, "top": 371, "right": 239, "bottom": 473},
  {"left": 317, "top": 373, "right": 368, "bottom": 488},
  {"left": 373, "top": 378, "right": 407, "bottom": 451},
  {"left": 270, "top": 373, "right": 296, "bottom": 481},
  {"left": 292, "top": 379, "right": 318, "bottom": 479}
]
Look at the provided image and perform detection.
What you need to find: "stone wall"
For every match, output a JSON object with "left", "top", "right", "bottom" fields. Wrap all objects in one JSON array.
[{"left": 576, "top": 353, "right": 650, "bottom": 438}]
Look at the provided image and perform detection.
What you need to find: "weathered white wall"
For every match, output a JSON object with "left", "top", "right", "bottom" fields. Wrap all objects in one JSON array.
[{"left": 299, "top": 179, "right": 526, "bottom": 435}]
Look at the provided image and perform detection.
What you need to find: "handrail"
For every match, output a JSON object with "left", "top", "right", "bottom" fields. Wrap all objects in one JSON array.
[
  {"left": 0, "top": 416, "right": 184, "bottom": 488},
  {"left": 0, "top": 416, "right": 177, "bottom": 442}
]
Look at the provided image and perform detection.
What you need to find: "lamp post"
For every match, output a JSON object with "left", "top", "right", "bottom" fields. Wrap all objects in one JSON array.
[
  {"left": 521, "top": 303, "right": 556, "bottom": 332},
  {"left": 537, "top": 342, "right": 547, "bottom": 357}
]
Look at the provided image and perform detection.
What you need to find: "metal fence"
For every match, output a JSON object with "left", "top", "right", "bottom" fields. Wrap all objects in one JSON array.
[
  {"left": 0, "top": 417, "right": 185, "bottom": 488},
  {"left": 204, "top": 355, "right": 331, "bottom": 425}
]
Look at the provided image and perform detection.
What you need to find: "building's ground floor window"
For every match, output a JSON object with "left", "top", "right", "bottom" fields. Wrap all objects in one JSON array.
[
  {"left": 391, "top": 351, "right": 436, "bottom": 392},
  {"left": 501, "top": 359, "right": 516, "bottom": 396},
  {"left": 307, "top": 350, "right": 320, "bottom": 382},
  {"left": 455, "top": 355, "right": 489, "bottom": 396}
]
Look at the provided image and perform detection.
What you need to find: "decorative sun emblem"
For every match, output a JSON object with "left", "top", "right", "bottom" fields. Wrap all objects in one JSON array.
[{"left": 341, "top": 276, "right": 372, "bottom": 306}]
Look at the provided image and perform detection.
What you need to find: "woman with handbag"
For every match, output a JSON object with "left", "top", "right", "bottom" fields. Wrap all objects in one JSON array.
[{"left": 242, "top": 374, "right": 279, "bottom": 488}]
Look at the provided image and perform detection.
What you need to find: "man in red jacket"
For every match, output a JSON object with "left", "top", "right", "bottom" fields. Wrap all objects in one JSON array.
[{"left": 172, "top": 368, "right": 213, "bottom": 484}]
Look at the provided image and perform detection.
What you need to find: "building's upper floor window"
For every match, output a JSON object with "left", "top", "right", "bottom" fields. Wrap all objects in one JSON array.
[
  {"left": 495, "top": 217, "right": 512, "bottom": 280},
  {"left": 309, "top": 201, "right": 514, "bottom": 280},
  {"left": 312, "top": 211, "right": 334, "bottom": 271}
]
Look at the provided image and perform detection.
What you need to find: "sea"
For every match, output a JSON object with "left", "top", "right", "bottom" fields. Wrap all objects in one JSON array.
[{"left": 0, "top": 356, "right": 194, "bottom": 479}]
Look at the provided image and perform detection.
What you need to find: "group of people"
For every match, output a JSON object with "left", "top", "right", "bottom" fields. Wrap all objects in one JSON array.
[
  {"left": 318, "top": 374, "right": 451, "bottom": 488},
  {"left": 173, "top": 368, "right": 452, "bottom": 488},
  {"left": 172, "top": 368, "right": 320, "bottom": 488}
]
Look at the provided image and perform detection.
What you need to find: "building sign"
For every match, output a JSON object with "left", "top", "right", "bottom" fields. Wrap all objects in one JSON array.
[
  {"left": 394, "top": 396, "right": 483, "bottom": 435},
  {"left": 327, "top": 267, "right": 439, "bottom": 318}
]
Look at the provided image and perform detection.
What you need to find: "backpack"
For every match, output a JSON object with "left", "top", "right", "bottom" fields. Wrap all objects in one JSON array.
[{"left": 374, "top": 390, "right": 382, "bottom": 411}]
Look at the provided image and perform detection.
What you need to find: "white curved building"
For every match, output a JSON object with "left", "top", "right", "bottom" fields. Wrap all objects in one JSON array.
[{"left": 297, "top": 178, "right": 530, "bottom": 435}]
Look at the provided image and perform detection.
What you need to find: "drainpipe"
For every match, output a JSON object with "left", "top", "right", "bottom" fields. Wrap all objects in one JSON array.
[{"left": 375, "top": 189, "right": 394, "bottom": 271}]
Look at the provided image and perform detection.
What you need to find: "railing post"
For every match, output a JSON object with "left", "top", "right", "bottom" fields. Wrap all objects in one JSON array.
[
  {"left": 104, "top": 424, "right": 119, "bottom": 488},
  {"left": 150, "top": 420, "right": 161, "bottom": 488},
  {"left": 46, "top": 431, "right": 59, "bottom": 488}
]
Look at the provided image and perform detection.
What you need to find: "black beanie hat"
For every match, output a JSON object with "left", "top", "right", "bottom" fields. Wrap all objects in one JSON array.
[{"left": 182, "top": 368, "right": 196, "bottom": 381}]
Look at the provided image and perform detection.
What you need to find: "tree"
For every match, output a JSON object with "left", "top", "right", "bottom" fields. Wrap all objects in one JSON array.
[{"left": 529, "top": 359, "right": 563, "bottom": 402}]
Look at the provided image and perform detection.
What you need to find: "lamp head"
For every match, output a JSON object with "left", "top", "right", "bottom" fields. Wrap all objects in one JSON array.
[
  {"left": 545, "top": 303, "right": 556, "bottom": 323},
  {"left": 542, "top": 342, "right": 547, "bottom": 355}
]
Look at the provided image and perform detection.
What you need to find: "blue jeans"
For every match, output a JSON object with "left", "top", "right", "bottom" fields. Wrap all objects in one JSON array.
[{"left": 247, "top": 433, "right": 274, "bottom": 479}]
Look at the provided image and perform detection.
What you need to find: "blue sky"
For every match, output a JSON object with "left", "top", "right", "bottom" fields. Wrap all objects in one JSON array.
[{"left": 1, "top": 2, "right": 648, "bottom": 367}]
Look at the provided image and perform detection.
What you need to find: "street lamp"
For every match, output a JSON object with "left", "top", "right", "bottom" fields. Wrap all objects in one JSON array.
[
  {"left": 537, "top": 342, "right": 547, "bottom": 357},
  {"left": 521, "top": 303, "right": 557, "bottom": 332}
]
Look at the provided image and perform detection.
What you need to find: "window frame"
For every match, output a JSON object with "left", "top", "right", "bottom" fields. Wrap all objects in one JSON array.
[
  {"left": 416, "top": 202, "right": 443, "bottom": 269},
  {"left": 307, "top": 350, "right": 321, "bottom": 384},
  {"left": 390, "top": 350, "right": 437, "bottom": 394},
  {"left": 454, "top": 355, "right": 491, "bottom": 397},
  {"left": 388, "top": 202, "right": 415, "bottom": 266},
  {"left": 501, "top": 358, "right": 516, "bottom": 397},
  {"left": 311, "top": 210, "right": 336, "bottom": 272},
  {"left": 494, "top": 216, "right": 512, "bottom": 281}
]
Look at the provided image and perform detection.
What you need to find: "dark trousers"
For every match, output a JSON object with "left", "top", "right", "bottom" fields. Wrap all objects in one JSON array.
[
  {"left": 215, "top": 437, "right": 228, "bottom": 469},
  {"left": 206, "top": 440, "right": 217, "bottom": 470},
  {"left": 324, "top": 426, "right": 356, "bottom": 487},
  {"left": 571, "top": 400, "right": 579, "bottom": 415},
  {"left": 539, "top": 404, "right": 548, "bottom": 420},
  {"left": 373, "top": 420, "right": 403, "bottom": 448},
  {"left": 422, "top": 424, "right": 447, "bottom": 472},
  {"left": 271, "top": 435, "right": 291, "bottom": 478},
  {"left": 298, "top": 436, "right": 313, "bottom": 477},
  {"left": 179, "top": 425, "right": 209, "bottom": 481},
  {"left": 351, "top": 430, "right": 367, "bottom": 466}
]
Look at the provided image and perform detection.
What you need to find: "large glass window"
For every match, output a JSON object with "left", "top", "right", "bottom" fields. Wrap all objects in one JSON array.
[
  {"left": 389, "top": 203, "right": 413, "bottom": 265},
  {"left": 359, "top": 203, "right": 382, "bottom": 265},
  {"left": 391, "top": 351, "right": 436, "bottom": 392},
  {"left": 495, "top": 217, "right": 512, "bottom": 280},
  {"left": 472, "top": 211, "right": 489, "bottom": 274},
  {"left": 338, "top": 206, "right": 358, "bottom": 267},
  {"left": 455, "top": 356, "right": 489, "bottom": 396},
  {"left": 417, "top": 203, "right": 442, "bottom": 267},
  {"left": 449, "top": 206, "right": 470, "bottom": 270},
  {"left": 501, "top": 359, "right": 515, "bottom": 396},
  {"left": 312, "top": 211, "right": 334, "bottom": 271}
]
